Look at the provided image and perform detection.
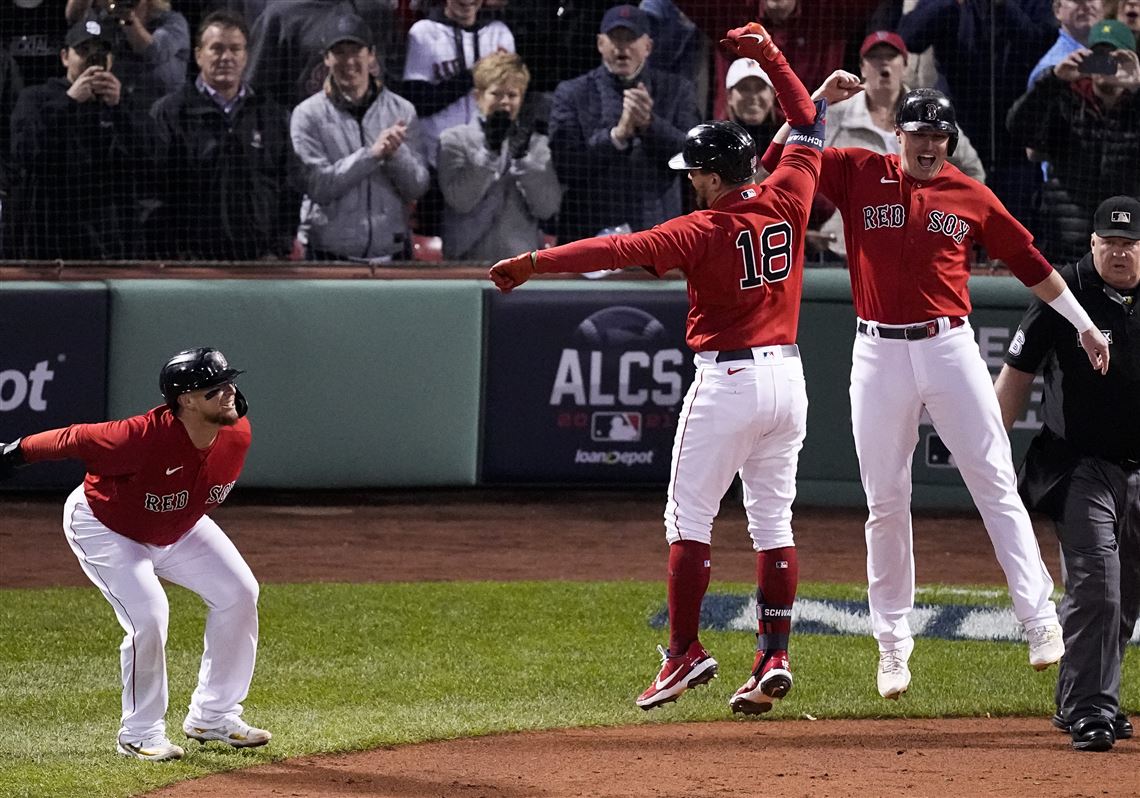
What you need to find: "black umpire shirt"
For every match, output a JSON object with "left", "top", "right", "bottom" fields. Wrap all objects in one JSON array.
[{"left": 1005, "top": 254, "right": 1140, "bottom": 464}]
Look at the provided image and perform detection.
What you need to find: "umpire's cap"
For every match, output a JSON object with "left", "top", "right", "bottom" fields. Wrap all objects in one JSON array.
[
  {"left": 160, "top": 347, "right": 244, "bottom": 407},
  {"left": 668, "top": 120, "right": 757, "bottom": 184},
  {"left": 895, "top": 88, "right": 958, "bottom": 156}
]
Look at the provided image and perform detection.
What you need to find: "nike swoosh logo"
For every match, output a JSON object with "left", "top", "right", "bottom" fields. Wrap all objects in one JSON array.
[
  {"left": 727, "top": 367, "right": 747, "bottom": 375},
  {"left": 880, "top": 177, "right": 899, "bottom": 184},
  {"left": 166, "top": 466, "right": 183, "bottom": 475}
]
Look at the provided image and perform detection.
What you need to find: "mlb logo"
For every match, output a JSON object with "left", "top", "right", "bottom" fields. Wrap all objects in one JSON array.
[
  {"left": 741, "top": 188, "right": 756, "bottom": 199},
  {"left": 591, "top": 412, "right": 642, "bottom": 442},
  {"left": 1112, "top": 211, "right": 1131, "bottom": 224}
]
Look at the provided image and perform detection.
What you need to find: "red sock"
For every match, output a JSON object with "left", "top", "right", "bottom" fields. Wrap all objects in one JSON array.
[
  {"left": 667, "top": 540, "right": 711, "bottom": 656},
  {"left": 754, "top": 546, "right": 798, "bottom": 662}
]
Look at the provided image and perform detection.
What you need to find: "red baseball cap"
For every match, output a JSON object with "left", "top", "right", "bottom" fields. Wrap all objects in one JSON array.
[{"left": 859, "top": 31, "right": 908, "bottom": 63}]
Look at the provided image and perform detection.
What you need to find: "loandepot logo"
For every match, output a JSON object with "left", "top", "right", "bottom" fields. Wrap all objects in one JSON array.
[
  {"left": 575, "top": 449, "right": 654, "bottom": 466},
  {"left": 651, "top": 594, "right": 1140, "bottom": 645}
]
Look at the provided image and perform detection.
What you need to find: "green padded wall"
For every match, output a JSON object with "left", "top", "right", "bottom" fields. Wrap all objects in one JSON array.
[{"left": 106, "top": 280, "right": 483, "bottom": 487}]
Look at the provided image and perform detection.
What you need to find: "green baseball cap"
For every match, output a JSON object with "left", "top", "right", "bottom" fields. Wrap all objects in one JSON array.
[{"left": 1088, "top": 19, "right": 1136, "bottom": 53}]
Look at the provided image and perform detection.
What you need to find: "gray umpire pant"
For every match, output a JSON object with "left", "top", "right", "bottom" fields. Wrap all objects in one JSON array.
[{"left": 1054, "top": 458, "right": 1140, "bottom": 723}]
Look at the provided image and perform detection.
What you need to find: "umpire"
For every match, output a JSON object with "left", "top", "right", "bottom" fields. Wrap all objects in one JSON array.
[{"left": 995, "top": 195, "right": 1140, "bottom": 752}]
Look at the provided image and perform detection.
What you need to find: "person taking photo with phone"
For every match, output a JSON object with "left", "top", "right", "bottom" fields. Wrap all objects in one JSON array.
[
  {"left": 1008, "top": 18, "right": 1140, "bottom": 264},
  {"left": 3, "top": 17, "right": 149, "bottom": 259}
]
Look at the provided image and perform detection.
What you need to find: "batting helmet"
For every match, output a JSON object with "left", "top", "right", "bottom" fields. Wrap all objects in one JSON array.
[
  {"left": 159, "top": 347, "right": 246, "bottom": 414},
  {"left": 895, "top": 89, "right": 958, "bottom": 156},
  {"left": 668, "top": 121, "right": 757, "bottom": 184}
]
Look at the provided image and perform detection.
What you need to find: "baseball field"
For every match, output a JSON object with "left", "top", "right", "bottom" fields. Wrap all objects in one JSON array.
[{"left": 2, "top": 489, "right": 1138, "bottom": 797}]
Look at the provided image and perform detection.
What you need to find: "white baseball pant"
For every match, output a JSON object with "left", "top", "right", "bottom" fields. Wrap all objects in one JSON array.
[
  {"left": 664, "top": 345, "right": 808, "bottom": 551},
  {"left": 63, "top": 486, "right": 260, "bottom": 742},
  {"left": 849, "top": 318, "right": 1058, "bottom": 652}
]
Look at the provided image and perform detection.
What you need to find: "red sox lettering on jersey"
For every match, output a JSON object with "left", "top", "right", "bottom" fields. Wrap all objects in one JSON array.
[
  {"left": 18, "top": 406, "right": 250, "bottom": 545},
  {"left": 762, "top": 146, "right": 1052, "bottom": 324}
]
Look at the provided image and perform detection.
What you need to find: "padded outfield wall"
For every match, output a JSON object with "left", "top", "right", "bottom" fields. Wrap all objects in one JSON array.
[{"left": 0, "top": 273, "right": 1043, "bottom": 506}]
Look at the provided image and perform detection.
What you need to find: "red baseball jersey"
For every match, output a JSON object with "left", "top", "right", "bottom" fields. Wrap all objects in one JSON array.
[
  {"left": 763, "top": 145, "right": 1054, "bottom": 324},
  {"left": 20, "top": 406, "right": 251, "bottom": 545},
  {"left": 534, "top": 144, "right": 821, "bottom": 352}
]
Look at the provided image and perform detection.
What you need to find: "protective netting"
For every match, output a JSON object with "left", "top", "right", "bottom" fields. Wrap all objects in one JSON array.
[{"left": 1, "top": 0, "right": 1136, "bottom": 265}]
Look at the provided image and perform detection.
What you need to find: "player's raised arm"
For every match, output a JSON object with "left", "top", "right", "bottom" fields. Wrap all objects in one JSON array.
[{"left": 761, "top": 70, "right": 862, "bottom": 157}]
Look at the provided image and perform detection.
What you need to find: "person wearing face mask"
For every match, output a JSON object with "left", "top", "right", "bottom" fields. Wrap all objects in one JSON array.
[
  {"left": 814, "top": 31, "right": 984, "bottom": 260},
  {"left": 1007, "top": 19, "right": 1140, "bottom": 265},
  {"left": 995, "top": 195, "right": 1140, "bottom": 753},
  {"left": 437, "top": 51, "right": 560, "bottom": 260},
  {"left": 290, "top": 15, "right": 429, "bottom": 263},
  {"left": 548, "top": 4, "right": 699, "bottom": 243},
  {"left": 765, "top": 74, "right": 1112, "bottom": 702}
]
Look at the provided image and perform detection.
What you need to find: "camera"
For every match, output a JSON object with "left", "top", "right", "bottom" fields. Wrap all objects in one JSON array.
[
  {"left": 1078, "top": 49, "right": 1118, "bottom": 76},
  {"left": 107, "top": 0, "right": 139, "bottom": 20},
  {"left": 83, "top": 49, "right": 111, "bottom": 70}
]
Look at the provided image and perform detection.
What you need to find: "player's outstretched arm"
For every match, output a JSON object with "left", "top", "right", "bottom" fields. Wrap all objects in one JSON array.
[{"left": 1028, "top": 270, "right": 1109, "bottom": 374}]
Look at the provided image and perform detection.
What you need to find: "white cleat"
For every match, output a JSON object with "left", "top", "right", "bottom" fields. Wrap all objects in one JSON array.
[
  {"left": 1027, "top": 622, "right": 1064, "bottom": 671},
  {"left": 183, "top": 717, "right": 272, "bottom": 748},
  {"left": 116, "top": 734, "right": 184, "bottom": 761},
  {"left": 877, "top": 639, "right": 914, "bottom": 700}
]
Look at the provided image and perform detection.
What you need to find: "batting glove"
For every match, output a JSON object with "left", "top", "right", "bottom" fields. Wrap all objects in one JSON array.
[
  {"left": 720, "top": 22, "right": 780, "bottom": 63},
  {"left": 0, "top": 439, "right": 26, "bottom": 481},
  {"left": 488, "top": 252, "right": 536, "bottom": 293}
]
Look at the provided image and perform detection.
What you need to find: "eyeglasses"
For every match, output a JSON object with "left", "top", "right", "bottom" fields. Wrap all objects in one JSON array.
[{"left": 203, "top": 383, "right": 233, "bottom": 400}]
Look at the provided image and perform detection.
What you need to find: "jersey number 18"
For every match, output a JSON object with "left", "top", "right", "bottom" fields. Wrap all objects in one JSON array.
[{"left": 737, "top": 222, "right": 792, "bottom": 290}]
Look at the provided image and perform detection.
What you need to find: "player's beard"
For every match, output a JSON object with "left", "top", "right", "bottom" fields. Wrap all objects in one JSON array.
[{"left": 203, "top": 406, "right": 240, "bottom": 426}]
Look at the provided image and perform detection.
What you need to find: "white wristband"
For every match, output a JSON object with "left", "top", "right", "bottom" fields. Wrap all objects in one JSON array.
[{"left": 1047, "top": 287, "right": 1094, "bottom": 333}]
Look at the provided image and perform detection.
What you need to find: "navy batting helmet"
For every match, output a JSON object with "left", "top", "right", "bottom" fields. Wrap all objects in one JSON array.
[
  {"left": 895, "top": 89, "right": 958, "bottom": 156},
  {"left": 668, "top": 120, "right": 757, "bottom": 184},
  {"left": 160, "top": 348, "right": 246, "bottom": 412}
]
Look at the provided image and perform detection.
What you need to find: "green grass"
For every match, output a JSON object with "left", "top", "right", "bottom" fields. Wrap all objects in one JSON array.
[{"left": 2, "top": 580, "right": 1137, "bottom": 798}]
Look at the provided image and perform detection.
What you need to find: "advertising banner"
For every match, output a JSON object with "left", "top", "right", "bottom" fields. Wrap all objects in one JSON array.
[
  {"left": 483, "top": 289, "right": 692, "bottom": 484},
  {"left": 0, "top": 286, "right": 109, "bottom": 488}
]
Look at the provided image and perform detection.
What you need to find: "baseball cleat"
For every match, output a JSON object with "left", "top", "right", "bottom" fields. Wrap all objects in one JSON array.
[
  {"left": 116, "top": 734, "right": 185, "bottom": 761},
  {"left": 1026, "top": 622, "right": 1064, "bottom": 670},
  {"left": 183, "top": 717, "right": 272, "bottom": 748},
  {"left": 729, "top": 650, "right": 792, "bottom": 715},
  {"left": 636, "top": 640, "right": 718, "bottom": 710},
  {"left": 877, "top": 639, "right": 913, "bottom": 700}
]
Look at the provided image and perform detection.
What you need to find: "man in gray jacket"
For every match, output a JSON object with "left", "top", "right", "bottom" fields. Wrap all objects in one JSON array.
[{"left": 290, "top": 15, "right": 428, "bottom": 262}]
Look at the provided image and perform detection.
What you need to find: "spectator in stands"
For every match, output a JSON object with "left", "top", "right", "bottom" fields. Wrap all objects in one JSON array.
[
  {"left": 815, "top": 31, "right": 986, "bottom": 259},
  {"left": 247, "top": 0, "right": 403, "bottom": 109},
  {"left": 1, "top": 0, "right": 70, "bottom": 88},
  {"left": 65, "top": 0, "right": 191, "bottom": 109},
  {"left": 290, "top": 15, "right": 429, "bottom": 262},
  {"left": 499, "top": 1, "right": 606, "bottom": 96},
  {"left": 150, "top": 10, "right": 299, "bottom": 260},
  {"left": 548, "top": 4, "right": 698, "bottom": 243},
  {"left": 723, "top": 57, "right": 779, "bottom": 173},
  {"left": 1028, "top": 0, "right": 1106, "bottom": 86},
  {"left": 1008, "top": 19, "right": 1140, "bottom": 265},
  {"left": 898, "top": 0, "right": 1056, "bottom": 221},
  {"left": 677, "top": 0, "right": 882, "bottom": 119},
  {"left": 402, "top": 0, "right": 515, "bottom": 167},
  {"left": 437, "top": 52, "right": 560, "bottom": 260},
  {"left": 1107, "top": 0, "right": 1140, "bottom": 47},
  {"left": 0, "top": 44, "right": 24, "bottom": 219},
  {"left": 5, "top": 18, "right": 148, "bottom": 259},
  {"left": 642, "top": 0, "right": 701, "bottom": 78}
]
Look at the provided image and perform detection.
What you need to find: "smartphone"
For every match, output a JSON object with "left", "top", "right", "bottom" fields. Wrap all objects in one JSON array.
[{"left": 1078, "top": 50, "right": 1118, "bottom": 76}]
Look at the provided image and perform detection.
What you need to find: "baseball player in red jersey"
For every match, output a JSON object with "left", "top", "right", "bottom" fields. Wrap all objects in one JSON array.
[
  {"left": 491, "top": 23, "right": 824, "bottom": 715},
  {"left": 0, "top": 348, "right": 270, "bottom": 761},
  {"left": 763, "top": 75, "right": 1112, "bottom": 699}
]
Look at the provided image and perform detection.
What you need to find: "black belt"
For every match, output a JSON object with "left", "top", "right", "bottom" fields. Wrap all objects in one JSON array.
[
  {"left": 715, "top": 344, "right": 800, "bottom": 362},
  {"left": 857, "top": 317, "right": 966, "bottom": 341}
]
